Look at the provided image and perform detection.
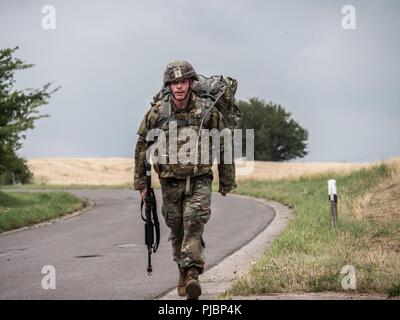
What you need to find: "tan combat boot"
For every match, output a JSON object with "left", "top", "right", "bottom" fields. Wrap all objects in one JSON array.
[
  {"left": 177, "top": 267, "right": 187, "bottom": 297},
  {"left": 185, "top": 267, "right": 201, "bottom": 300}
]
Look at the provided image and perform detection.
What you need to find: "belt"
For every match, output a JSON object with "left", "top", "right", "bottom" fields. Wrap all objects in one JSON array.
[{"left": 162, "top": 171, "right": 213, "bottom": 184}]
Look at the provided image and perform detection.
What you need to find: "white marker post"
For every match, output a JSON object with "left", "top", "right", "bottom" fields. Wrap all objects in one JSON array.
[{"left": 328, "top": 179, "right": 338, "bottom": 227}]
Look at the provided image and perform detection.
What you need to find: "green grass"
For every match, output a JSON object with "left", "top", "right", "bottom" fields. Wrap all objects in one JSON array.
[
  {"left": 0, "top": 191, "right": 85, "bottom": 233},
  {"left": 0, "top": 183, "right": 131, "bottom": 190},
  {"left": 388, "top": 283, "right": 400, "bottom": 298},
  {"left": 226, "top": 163, "right": 400, "bottom": 297}
]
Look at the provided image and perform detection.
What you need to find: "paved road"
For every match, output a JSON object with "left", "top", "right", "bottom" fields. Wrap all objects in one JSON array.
[{"left": 0, "top": 190, "right": 275, "bottom": 299}]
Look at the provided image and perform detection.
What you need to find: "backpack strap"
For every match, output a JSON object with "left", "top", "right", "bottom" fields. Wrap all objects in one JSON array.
[
  {"left": 201, "top": 97, "right": 213, "bottom": 125},
  {"left": 156, "top": 93, "right": 214, "bottom": 129},
  {"left": 156, "top": 94, "right": 172, "bottom": 129}
]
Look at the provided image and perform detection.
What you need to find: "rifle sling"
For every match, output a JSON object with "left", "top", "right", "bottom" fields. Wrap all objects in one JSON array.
[{"left": 140, "top": 187, "right": 160, "bottom": 253}]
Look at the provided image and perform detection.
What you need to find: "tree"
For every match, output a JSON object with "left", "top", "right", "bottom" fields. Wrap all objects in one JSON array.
[
  {"left": 0, "top": 47, "right": 58, "bottom": 184},
  {"left": 238, "top": 98, "right": 308, "bottom": 161}
]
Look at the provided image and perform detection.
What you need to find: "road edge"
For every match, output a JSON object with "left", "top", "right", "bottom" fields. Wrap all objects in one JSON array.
[{"left": 159, "top": 194, "right": 294, "bottom": 300}]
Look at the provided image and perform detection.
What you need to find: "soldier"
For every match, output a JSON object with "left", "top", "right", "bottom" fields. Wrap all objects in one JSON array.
[{"left": 134, "top": 61, "right": 236, "bottom": 300}]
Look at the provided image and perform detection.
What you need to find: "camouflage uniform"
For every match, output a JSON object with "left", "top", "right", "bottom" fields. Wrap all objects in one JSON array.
[{"left": 133, "top": 61, "right": 236, "bottom": 274}]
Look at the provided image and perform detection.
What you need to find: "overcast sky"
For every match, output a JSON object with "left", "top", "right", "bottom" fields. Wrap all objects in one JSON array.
[{"left": 1, "top": 0, "right": 399, "bottom": 162}]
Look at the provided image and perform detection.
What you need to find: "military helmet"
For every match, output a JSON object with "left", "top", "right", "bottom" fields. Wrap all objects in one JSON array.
[{"left": 163, "top": 60, "right": 199, "bottom": 85}]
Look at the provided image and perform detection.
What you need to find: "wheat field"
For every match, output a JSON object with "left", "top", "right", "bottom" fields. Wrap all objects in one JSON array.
[{"left": 25, "top": 157, "right": 396, "bottom": 186}]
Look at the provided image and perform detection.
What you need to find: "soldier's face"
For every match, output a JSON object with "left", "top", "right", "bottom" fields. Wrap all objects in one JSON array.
[{"left": 170, "top": 79, "right": 191, "bottom": 101}]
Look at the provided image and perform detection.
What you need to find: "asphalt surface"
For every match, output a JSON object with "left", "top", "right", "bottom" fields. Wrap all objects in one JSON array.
[{"left": 0, "top": 190, "right": 275, "bottom": 299}]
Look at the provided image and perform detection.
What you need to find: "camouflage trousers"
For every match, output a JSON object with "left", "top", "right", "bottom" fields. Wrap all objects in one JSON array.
[{"left": 160, "top": 173, "right": 212, "bottom": 274}]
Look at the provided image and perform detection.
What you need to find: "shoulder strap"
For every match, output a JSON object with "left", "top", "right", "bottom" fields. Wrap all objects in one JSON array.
[
  {"left": 201, "top": 97, "right": 213, "bottom": 125},
  {"left": 155, "top": 93, "right": 215, "bottom": 129},
  {"left": 156, "top": 94, "right": 172, "bottom": 129}
]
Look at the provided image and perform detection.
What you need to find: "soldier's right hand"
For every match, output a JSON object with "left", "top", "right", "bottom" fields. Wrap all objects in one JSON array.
[{"left": 140, "top": 187, "right": 147, "bottom": 200}]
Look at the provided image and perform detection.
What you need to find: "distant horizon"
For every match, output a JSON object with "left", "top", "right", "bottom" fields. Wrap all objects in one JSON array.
[{"left": 24, "top": 155, "right": 400, "bottom": 164}]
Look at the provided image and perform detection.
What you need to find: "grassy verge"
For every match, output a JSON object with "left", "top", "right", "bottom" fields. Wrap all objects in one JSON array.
[
  {"left": 226, "top": 162, "right": 400, "bottom": 297},
  {"left": 0, "top": 191, "right": 85, "bottom": 233},
  {"left": 0, "top": 183, "right": 131, "bottom": 190}
]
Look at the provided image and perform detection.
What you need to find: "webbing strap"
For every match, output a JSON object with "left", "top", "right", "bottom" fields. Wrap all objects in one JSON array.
[{"left": 156, "top": 94, "right": 213, "bottom": 130}]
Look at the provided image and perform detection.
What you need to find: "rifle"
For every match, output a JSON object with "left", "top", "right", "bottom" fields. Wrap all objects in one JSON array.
[{"left": 140, "top": 161, "right": 160, "bottom": 275}]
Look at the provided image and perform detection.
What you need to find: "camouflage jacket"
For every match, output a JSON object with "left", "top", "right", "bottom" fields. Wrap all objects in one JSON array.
[{"left": 133, "top": 92, "right": 237, "bottom": 192}]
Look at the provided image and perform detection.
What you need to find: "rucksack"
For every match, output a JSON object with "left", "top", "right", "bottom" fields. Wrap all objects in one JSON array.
[
  {"left": 192, "top": 75, "right": 241, "bottom": 130},
  {"left": 153, "top": 74, "right": 241, "bottom": 131}
]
